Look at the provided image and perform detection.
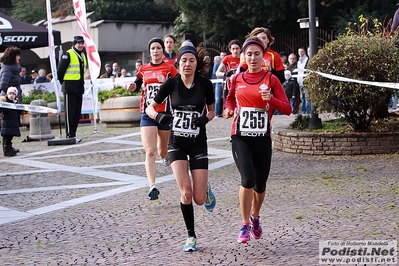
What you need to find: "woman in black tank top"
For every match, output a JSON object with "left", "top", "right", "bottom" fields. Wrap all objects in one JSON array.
[{"left": 146, "top": 40, "right": 216, "bottom": 252}]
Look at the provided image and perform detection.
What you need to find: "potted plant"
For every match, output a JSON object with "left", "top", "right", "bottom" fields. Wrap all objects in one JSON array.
[{"left": 98, "top": 86, "right": 142, "bottom": 127}]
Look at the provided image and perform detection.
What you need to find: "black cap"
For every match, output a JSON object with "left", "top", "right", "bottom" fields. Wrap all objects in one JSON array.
[
  {"left": 148, "top": 37, "right": 164, "bottom": 52},
  {"left": 73, "top": 36, "right": 85, "bottom": 44},
  {"left": 31, "top": 69, "right": 38, "bottom": 74}
]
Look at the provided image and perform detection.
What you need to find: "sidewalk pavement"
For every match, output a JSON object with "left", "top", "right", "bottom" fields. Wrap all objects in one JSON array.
[{"left": 0, "top": 114, "right": 397, "bottom": 265}]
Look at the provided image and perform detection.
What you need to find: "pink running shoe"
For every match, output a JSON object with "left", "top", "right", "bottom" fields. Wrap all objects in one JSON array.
[
  {"left": 237, "top": 223, "right": 251, "bottom": 243},
  {"left": 250, "top": 215, "right": 262, "bottom": 240}
]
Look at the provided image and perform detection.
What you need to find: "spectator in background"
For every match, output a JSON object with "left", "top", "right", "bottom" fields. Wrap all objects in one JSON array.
[
  {"left": 212, "top": 55, "right": 222, "bottom": 117},
  {"left": 286, "top": 53, "right": 300, "bottom": 114},
  {"left": 120, "top": 68, "right": 131, "bottom": 77},
  {"left": 132, "top": 59, "right": 142, "bottom": 77},
  {"left": 391, "top": 3, "right": 399, "bottom": 33},
  {"left": 220, "top": 51, "right": 227, "bottom": 60},
  {"left": 0, "top": 46, "right": 22, "bottom": 103},
  {"left": 282, "top": 70, "right": 299, "bottom": 114},
  {"left": 204, "top": 55, "right": 213, "bottom": 79},
  {"left": 212, "top": 56, "right": 221, "bottom": 78},
  {"left": 388, "top": 10, "right": 398, "bottom": 111},
  {"left": 0, "top": 87, "right": 22, "bottom": 156},
  {"left": 112, "top": 62, "right": 121, "bottom": 77},
  {"left": 387, "top": 2, "right": 399, "bottom": 107},
  {"left": 279, "top": 51, "right": 288, "bottom": 69},
  {"left": 20, "top": 67, "right": 31, "bottom": 85},
  {"left": 286, "top": 53, "right": 297, "bottom": 72},
  {"left": 296, "top": 47, "right": 310, "bottom": 114},
  {"left": 103, "top": 63, "right": 114, "bottom": 78},
  {"left": 30, "top": 69, "right": 38, "bottom": 84},
  {"left": 34, "top": 69, "right": 50, "bottom": 84},
  {"left": 0, "top": 47, "right": 23, "bottom": 148},
  {"left": 46, "top": 73, "right": 53, "bottom": 82}
]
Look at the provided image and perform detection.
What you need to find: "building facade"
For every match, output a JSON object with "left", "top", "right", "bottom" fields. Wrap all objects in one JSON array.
[{"left": 19, "top": 13, "right": 174, "bottom": 77}]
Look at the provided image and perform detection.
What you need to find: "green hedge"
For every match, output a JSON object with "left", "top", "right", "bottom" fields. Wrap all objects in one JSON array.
[
  {"left": 98, "top": 86, "right": 141, "bottom": 103},
  {"left": 22, "top": 89, "right": 61, "bottom": 104},
  {"left": 305, "top": 16, "right": 399, "bottom": 131}
]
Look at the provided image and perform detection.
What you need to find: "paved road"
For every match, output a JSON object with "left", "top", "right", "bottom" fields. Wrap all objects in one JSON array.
[{"left": 0, "top": 115, "right": 398, "bottom": 265}]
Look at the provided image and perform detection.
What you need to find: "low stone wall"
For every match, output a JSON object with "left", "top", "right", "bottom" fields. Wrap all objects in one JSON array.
[{"left": 273, "top": 127, "right": 399, "bottom": 155}]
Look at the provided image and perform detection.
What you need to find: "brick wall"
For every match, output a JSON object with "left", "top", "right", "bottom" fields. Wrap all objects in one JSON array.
[{"left": 273, "top": 128, "right": 399, "bottom": 155}]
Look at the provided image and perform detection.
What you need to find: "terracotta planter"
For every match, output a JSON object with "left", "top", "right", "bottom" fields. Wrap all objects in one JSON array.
[{"left": 99, "top": 96, "right": 141, "bottom": 127}]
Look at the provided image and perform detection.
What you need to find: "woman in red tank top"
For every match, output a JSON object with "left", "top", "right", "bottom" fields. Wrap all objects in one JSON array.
[
  {"left": 223, "top": 36, "right": 291, "bottom": 244},
  {"left": 129, "top": 37, "right": 178, "bottom": 201}
]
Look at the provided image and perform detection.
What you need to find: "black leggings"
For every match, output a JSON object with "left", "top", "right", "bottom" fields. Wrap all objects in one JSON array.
[{"left": 231, "top": 135, "right": 272, "bottom": 193}]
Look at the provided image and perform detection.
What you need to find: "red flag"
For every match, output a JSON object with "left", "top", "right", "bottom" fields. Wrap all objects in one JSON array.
[{"left": 72, "top": 0, "right": 101, "bottom": 81}]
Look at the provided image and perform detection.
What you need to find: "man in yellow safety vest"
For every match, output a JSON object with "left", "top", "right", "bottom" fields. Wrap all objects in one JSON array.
[{"left": 57, "top": 36, "right": 87, "bottom": 143}]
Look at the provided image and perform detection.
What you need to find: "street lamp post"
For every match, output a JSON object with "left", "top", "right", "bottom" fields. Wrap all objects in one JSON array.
[{"left": 307, "top": 0, "right": 322, "bottom": 129}]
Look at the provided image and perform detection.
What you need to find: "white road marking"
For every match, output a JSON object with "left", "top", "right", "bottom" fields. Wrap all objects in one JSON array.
[{"left": 0, "top": 134, "right": 234, "bottom": 225}]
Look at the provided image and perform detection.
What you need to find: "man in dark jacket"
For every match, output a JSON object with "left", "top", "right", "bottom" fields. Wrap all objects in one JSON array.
[
  {"left": 102, "top": 63, "right": 114, "bottom": 78},
  {"left": 20, "top": 67, "right": 32, "bottom": 85},
  {"left": 282, "top": 70, "right": 299, "bottom": 114},
  {"left": 57, "top": 36, "right": 87, "bottom": 143},
  {"left": 34, "top": 69, "right": 50, "bottom": 84}
]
